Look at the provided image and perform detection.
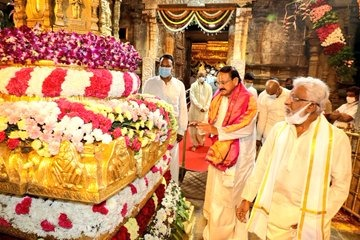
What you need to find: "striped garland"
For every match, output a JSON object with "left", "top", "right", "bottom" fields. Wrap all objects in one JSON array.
[{"left": 0, "top": 66, "right": 141, "bottom": 99}]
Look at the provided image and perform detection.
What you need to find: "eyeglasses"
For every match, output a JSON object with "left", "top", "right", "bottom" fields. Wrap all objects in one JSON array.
[
  {"left": 214, "top": 78, "right": 233, "bottom": 86},
  {"left": 289, "top": 95, "right": 319, "bottom": 105}
]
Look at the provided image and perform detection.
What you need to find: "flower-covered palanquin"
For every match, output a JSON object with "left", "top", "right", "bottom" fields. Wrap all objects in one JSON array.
[{"left": 0, "top": 25, "right": 181, "bottom": 239}]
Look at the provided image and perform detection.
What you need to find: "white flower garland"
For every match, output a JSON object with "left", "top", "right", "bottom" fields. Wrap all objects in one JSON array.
[{"left": 0, "top": 152, "right": 171, "bottom": 239}]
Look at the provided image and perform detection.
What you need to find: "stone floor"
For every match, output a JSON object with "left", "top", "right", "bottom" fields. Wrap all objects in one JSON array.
[{"left": 180, "top": 170, "right": 360, "bottom": 240}]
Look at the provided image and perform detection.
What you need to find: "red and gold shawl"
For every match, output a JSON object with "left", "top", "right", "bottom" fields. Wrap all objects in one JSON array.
[{"left": 206, "top": 83, "right": 257, "bottom": 170}]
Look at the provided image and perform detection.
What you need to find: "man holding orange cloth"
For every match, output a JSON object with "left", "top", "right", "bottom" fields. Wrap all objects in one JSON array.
[{"left": 197, "top": 66, "right": 257, "bottom": 240}]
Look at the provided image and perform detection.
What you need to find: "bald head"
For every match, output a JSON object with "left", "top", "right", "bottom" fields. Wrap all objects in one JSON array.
[
  {"left": 197, "top": 70, "right": 206, "bottom": 78},
  {"left": 265, "top": 79, "right": 280, "bottom": 96}
]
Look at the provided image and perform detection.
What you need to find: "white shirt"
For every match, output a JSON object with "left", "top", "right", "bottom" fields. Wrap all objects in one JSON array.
[
  {"left": 256, "top": 88, "right": 290, "bottom": 141},
  {"left": 247, "top": 86, "right": 258, "bottom": 100},
  {"left": 142, "top": 76, "right": 188, "bottom": 135},
  {"left": 333, "top": 101, "right": 358, "bottom": 129}
]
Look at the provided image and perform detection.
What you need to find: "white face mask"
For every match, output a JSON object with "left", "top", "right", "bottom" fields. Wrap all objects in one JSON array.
[
  {"left": 346, "top": 96, "right": 356, "bottom": 104},
  {"left": 285, "top": 103, "right": 311, "bottom": 125},
  {"left": 245, "top": 82, "right": 253, "bottom": 89},
  {"left": 198, "top": 77, "right": 205, "bottom": 83},
  {"left": 268, "top": 94, "right": 277, "bottom": 99}
]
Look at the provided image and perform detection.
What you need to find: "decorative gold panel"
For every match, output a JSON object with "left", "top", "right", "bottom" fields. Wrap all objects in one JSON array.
[
  {"left": 191, "top": 41, "right": 229, "bottom": 64},
  {"left": 0, "top": 137, "right": 168, "bottom": 204}
]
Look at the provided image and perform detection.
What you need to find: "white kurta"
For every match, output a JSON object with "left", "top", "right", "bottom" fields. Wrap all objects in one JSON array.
[
  {"left": 333, "top": 101, "right": 358, "bottom": 129},
  {"left": 142, "top": 76, "right": 188, "bottom": 183},
  {"left": 203, "top": 97, "right": 257, "bottom": 240},
  {"left": 247, "top": 86, "right": 258, "bottom": 100},
  {"left": 188, "top": 81, "right": 213, "bottom": 147},
  {"left": 256, "top": 88, "right": 290, "bottom": 141},
  {"left": 242, "top": 116, "right": 352, "bottom": 240}
]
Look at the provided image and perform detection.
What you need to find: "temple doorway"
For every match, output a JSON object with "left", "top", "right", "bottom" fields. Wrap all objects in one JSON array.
[{"left": 184, "top": 24, "right": 229, "bottom": 89}]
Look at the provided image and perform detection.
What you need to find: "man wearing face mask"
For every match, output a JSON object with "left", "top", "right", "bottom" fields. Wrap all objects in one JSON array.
[
  {"left": 236, "top": 77, "right": 352, "bottom": 240},
  {"left": 188, "top": 70, "right": 213, "bottom": 151},
  {"left": 244, "top": 72, "right": 258, "bottom": 100},
  {"left": 205, "top": 66, "right": 218, "bottom": 95},
  {"left": 256, "top": 78, "right": 290, "bottom": 146},
  {"left": 142, "top": 54, "right": 188, "bottom": 184},
  {"left": 328, "top": 86, "right": 360, "bottom": 129}
]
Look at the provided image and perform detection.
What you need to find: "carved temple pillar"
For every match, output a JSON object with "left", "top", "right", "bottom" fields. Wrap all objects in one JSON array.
[
  {"left": 308, "top": 34, "right": 321, "bottom": 78},
  {"left": 112, "top": 0, "right": 122, "bottom": 39},
  {"left": 228, "top": 8, "right": 252, "bottom": 77},
  {"left": 99, "top": 0, "right": 112, "bottom": 36},
  {"left": 141, "top": 2, "right": 158, "bottom": 83}
]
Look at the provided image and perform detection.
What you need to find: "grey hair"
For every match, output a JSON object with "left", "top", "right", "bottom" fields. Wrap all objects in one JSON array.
[{"left": 293, "top": 76, "right": 330, "bottom": 113}]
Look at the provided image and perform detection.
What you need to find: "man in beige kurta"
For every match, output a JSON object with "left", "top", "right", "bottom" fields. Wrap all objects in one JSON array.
[{"left": 188, "top": 71, "right": 213, "bottom": 151}]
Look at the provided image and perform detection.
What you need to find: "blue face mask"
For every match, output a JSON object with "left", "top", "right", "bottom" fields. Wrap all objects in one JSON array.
[{"left": 159, "top": 67, "right": 172, "bottom": 78}]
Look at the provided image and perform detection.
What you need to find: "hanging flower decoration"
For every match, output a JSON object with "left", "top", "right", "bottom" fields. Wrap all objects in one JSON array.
[
  {"left": 157, "top": 8, "right": 235, "bottom": 34},
  {"left": 284, "top": 0, "right": 357, "bottom": 84}
]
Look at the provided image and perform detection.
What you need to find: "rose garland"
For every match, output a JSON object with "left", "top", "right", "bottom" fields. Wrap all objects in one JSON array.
[{"left": 284, "top": 0, "right": 357, "bottom": 83}]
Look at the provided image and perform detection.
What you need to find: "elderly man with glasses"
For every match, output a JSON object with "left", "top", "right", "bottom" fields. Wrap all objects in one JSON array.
[
  {"left": 237, "top": 77, "right": 352, "bottom": 240},
  {"left": 197, "top": 66, "right": 257, "bottom": 240}
]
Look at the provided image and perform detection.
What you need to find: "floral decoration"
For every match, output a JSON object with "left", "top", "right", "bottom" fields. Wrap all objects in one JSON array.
[
  {"left": 0, "top": 153, "right": 171, "bottom": 239},
  {"left": 284, "top": 0, "right": 357, "bottom": 83},
  {"left": 112, "top": 178, "right": 192, "bottom": 240},
  {"left": 0, "top": 94, "right": 177, "bottom": 156},
  {"left": 0, "top": 66, "right": 140, "bottom": 99},
  {"left": 0, "top": 25, "right": 141, "bottom": 71}
]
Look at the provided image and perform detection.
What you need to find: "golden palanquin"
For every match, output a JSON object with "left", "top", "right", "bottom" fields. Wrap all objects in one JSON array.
[{"left": 0, "top": 136, "right": 173, "bottom": 204}]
